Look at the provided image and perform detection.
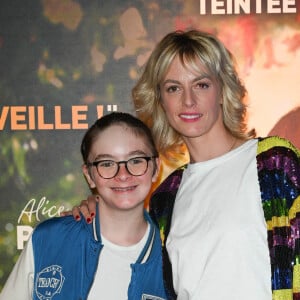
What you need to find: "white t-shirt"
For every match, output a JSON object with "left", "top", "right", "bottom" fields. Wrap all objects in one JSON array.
[
  {"left": 88, "top": 223, "right": 150, "bottom": 299},
  {"left": 166, "top": 139, "right": 272, "bottom": 300}
]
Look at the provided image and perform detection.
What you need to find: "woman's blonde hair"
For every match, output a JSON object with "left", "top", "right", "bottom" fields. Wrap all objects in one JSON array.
[{"left": 132, "top": 30, "right": 255, "bottom": 157}]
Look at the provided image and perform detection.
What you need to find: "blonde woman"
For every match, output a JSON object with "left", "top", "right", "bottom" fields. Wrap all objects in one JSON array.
[{"left": 73, "top": 30, "right": 300, "bottom": 300}]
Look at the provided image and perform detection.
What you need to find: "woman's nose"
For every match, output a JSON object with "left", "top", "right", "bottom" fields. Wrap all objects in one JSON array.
[{"left": 182, "top": 88, "right": 196, "bottom": 107}]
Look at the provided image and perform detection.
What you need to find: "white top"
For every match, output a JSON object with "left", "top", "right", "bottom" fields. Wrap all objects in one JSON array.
[
  {"left": 166, "top": 139, "right": 272, "bottom": 300},
  {"left": 88, "top": 223, "right": 150, "bottom": 299}
]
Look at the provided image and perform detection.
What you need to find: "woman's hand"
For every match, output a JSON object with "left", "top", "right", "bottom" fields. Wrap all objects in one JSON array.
[{"left": 61, "top": 194, "right": 99, "bottom": 223}]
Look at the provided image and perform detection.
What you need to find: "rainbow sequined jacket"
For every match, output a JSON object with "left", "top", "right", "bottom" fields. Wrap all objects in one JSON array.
[{"left": 149, "top": 136, "right": 300, "bottom": 300}]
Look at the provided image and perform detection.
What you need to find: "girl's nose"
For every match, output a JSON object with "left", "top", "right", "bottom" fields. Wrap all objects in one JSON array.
[{"left": 115, "top": 163, "right": 131, "bottom": 180}]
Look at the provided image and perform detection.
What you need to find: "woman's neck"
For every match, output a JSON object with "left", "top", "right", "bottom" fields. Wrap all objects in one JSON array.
[{"left": 185, "top": 131, "right": 244, "bottom": 163}]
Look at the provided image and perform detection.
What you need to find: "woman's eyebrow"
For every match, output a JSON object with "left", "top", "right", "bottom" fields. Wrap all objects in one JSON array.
[{"left": 161, "top": 74, "right": 211, "bottom": 85}]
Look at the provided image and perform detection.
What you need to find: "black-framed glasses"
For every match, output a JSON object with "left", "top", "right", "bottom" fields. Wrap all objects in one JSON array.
[{"left": 87, "top": 156, "right": 157, "bottom": 179}]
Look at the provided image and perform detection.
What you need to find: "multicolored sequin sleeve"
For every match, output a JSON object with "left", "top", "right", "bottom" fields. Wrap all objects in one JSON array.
[
  {"left": 149, "top": 167, "right": 185, "bottom": 300},
  {"left": 257, "top": 136, "right": 300, "bottom": 300}
]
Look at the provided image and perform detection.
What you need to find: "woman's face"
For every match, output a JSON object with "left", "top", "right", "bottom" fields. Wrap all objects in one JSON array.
[
  {"left": 159, "top": 55, "right": 224, "bottom": 141},
  {"left": 83, "top": 124, "right": 159, "bottom": 212}
]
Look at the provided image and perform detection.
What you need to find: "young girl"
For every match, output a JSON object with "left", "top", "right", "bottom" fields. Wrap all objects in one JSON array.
[{"left": 0, "top": 112, "right": 167, "bottom": 300}]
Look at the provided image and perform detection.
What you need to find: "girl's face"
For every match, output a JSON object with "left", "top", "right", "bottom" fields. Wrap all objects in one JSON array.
[
  {"left": 82, "top": 124, "right": 159, "bottom": 212},
  {"left": 160, "top": 55, "right": 224, "bottom": 142}
]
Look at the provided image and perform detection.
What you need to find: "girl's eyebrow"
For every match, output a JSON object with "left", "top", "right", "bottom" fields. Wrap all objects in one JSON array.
[
  {"left": 93, "top": 154, "right": 113, "bottom": 161},
  {"left": 128, "top": 150, "right": 149, "bottom": 156},
  {"left": 93, "top": 150, "right": 148, "bottom": 161}
]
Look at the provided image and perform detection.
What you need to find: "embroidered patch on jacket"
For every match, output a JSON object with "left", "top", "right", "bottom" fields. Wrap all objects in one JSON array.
[
  {"left": 141, "top": 294, "right": 165, "bottom": 300},
  {"left": 35, "top": 265, "right": 65, "bottom": 300}
]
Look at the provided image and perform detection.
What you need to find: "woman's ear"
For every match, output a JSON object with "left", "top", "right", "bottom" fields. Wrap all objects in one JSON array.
[
  {"left": 219, "top": 88, "right": 223, "bottom": 104},
  {"left": 82, "top": 164, "right": 96, "bottom": 189},
  {"left": 152, "top": 157, "right": 161, "bottom": 183}
]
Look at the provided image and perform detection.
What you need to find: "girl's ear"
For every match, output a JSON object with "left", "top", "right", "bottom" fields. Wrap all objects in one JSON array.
[
  {"left": 82, "top": 164, "right": 96, "bottom": 189},
  {"left": 152, "top": 157, "right": 161, "bottom": 183}
]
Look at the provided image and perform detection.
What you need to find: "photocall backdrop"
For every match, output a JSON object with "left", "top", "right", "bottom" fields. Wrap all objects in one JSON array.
[{"left": 0, "top": 0, "right": 300, "bottom": 289}]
